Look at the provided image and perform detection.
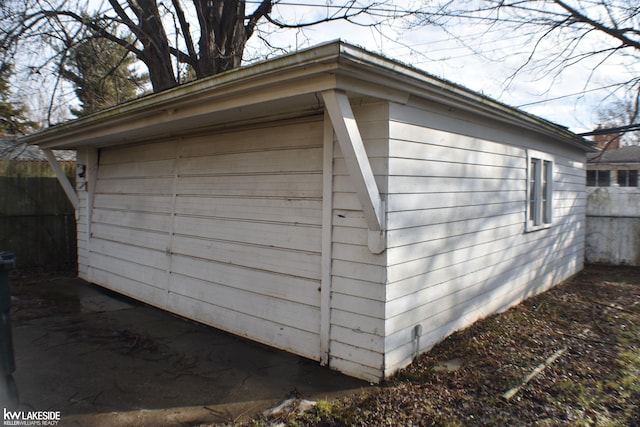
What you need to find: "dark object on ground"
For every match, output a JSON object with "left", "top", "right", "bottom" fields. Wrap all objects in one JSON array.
[{"left": 0, "top": 251, "right": 18, "bottom": 408}]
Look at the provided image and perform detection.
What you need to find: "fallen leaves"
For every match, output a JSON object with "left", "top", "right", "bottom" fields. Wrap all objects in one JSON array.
[{"left": 252, "top": 265, "right": 640, "bottom": 426}]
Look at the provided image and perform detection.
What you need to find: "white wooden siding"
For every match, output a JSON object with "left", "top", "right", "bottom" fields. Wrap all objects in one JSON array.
[
  {"left": 327, "top": 102, "right": 389, "bottom": 382},
  {"left": 76, "top": 187, "right": 89, "bottom": 280},
  {"left": 384, "top": 102, "right": 585, "bottom": 376},
  {"left": 86, "top": 118, "right": 325, "bottom": 361},
  {"left": 75, "top": 148, "right": 90, "bottom": 280},
  {"left": 74, "top": 97, "right": 586, "bottom": 383}
]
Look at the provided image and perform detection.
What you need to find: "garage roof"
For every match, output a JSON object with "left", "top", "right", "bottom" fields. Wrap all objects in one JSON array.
[{"left": 21, "top": 40, "right": 594, "bottom": 152}]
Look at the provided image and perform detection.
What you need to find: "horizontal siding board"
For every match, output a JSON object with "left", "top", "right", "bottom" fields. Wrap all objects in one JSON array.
[
  {"left": 92, "top": 208, "right": 172, "bottom": 232},
  {"left": 77, "top": 196, "right": 88, "bottom": 209},
  {"left": 333, "top": 192, "right": 364, "bottom": 211},
  {"left": 333, "top": 158, "right": 387, "bottom": 179},
  {"left": 332, "top": 210, "right": 368, "bottom": 229},
  {"left": 331, "top": 309, "right": 383, "bottom": 336},
  {"left": 100, "top": 140, "right": 178, "bottom": 164},
  {"left": 390, "top": 102, "right": 583, "bottom": 158},
  {"left": 388, "top": 176, "right": 524, "bottom": 194},
  {"left": 171, "top": 235, "right": 321, "bottom": 280},
  {"left": 173, "top": 215, "right": 321, "bottom": 252},
  {"left": 332, "top": 242, "right": 386, "bottom": 266},
  {"left": 331, "top": 292, "right": 385, "bottom": 318},
  {"left": 174, "top": 196, "right": 322, "bottom": 225},
  {"left": 179, "top": 120, "right": 323, "bottom": 156},
  {"left": 386, "top": 230, "right": 583, "bottom": 318},
  {"left": 388, "top": 158, "right": 525, "bottom": 179},
  {"left": 384, "top": 249, "right": 583, "bottom": 367},
  {"left": 177, "top": 148, "right": 322, "bottom": 176},
  {"left": 176, "top": 174, "right": 322, "bottom": 198},
  {"left": 98, "top": 159, "right": 176, "bottom": 179},
  {"left": 77, "top": 215, "right": 87, "bottom": 227},
  {"left": 332, "top": 225, "right": 368, "bottom": 246},
  {"left": 168, "top": 273, "right": 320, "bottom": 334},
  {"left": 386, "top": 222, "right": 524, "bottom": 267},
  {"left": 388, "top": 120, "right": 524, "bottom": 157},
  {"left": 389, "top": 139, "right": 523, "bottom": 168},
  {"left": 94, "top": 194, "right": 173, "bottom": 214},
  {"left": 329, "top": 341, "right": 383, "bottom": 372},
  {"left": 77, "top": 229, "right": 88, "bottom": 243},
  {"left": 76, "top": 239, "right": 88, "bottom": 252},
  {"left": 90, "top": 252, "right": 168, "bottom": 291},
  {"left": 386, "top": 190, "right": 523, "bottom": 212},
  {"left": 387, "top": 214, "right": 582, "bottom": 299},
  {"left": 557, "top": 170, "right": 587, "bottom": 185},
  {"left": 329, "top": 357, "right": 382, "bottom": 383},
  {"left": 90, "top": 238, "right": 169, "bottom": 270},
  {"left": 91, "top": 223, "right": 170, "bottom": 251},
  {"left": 385, "top": 235, "right": 583, "bottom": 336},
  {"left": 386, "top": 212, "right": 523, "bottom": 248},
  {"left": 170, "top": 254, "right": 320, "bottom": 307},
  {"left": 331, "top": 276, "right": 386, "bottom": 302},
  {"left": 95, "top": 177, "right": 175, "bottom": 195},
  {"left": 387, "top": 201, "right": 523, "bottom": 229},
  {"left": 331, "top": 325, "right": 384, "bottom": 354},
  {"left": 332, "top": 259, "right": 386, "bottom": 283},
  {"left": 90, "top": 267, "right": 167, "bottom": 308},
  {"left": 167, "top": 292, "right": 320, "bottom": 361},
  {"left": 343, "top": 138, "right": 387, "bottom": 158},
  {"left": 333, "top": 174, "right": 388, "bottom": 195}
]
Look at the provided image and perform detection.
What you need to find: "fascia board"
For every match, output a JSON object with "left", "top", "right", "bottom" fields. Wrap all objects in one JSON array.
[
  {"left": 21, "top": 42, "right": 346, "bottom": 149},
  {"left": 33, "top": 72, "right": 338, "bottom": 149},
  {"left": 22, "top": 40, "right": 594, "bottom": 153}
]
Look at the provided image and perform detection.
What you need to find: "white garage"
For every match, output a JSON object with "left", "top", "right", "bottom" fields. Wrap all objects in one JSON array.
[{"left": 25, "top": 41, "right": 594, "bottom": 382}]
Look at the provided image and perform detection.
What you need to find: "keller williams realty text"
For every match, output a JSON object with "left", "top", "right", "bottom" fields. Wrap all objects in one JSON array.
[{"left": 3, "top": 409, "right": 60, "bottom": 426}]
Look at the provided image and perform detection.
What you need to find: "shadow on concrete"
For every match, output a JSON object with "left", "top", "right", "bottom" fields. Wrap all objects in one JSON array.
[{"left": 7, "top": 272, "right": 367, "bottom": 426}]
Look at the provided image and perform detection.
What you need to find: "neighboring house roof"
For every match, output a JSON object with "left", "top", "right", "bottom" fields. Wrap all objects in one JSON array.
[
  {"left": 1, "top": 136, "right": 75, "bottom": 161},
  {"left": 20, "top": 40, "right": 594, "bottom": 153},
  {"left": 587, "top": 145, "right": 640, "bottom": 164}
]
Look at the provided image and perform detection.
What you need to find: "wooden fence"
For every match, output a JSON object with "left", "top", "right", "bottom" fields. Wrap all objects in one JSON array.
[
  {"left": 586, "top": 186, "right": 640, "bottom": 266},
  {"left": 0, "top": 160, "right": 77, "bottom": 270}
]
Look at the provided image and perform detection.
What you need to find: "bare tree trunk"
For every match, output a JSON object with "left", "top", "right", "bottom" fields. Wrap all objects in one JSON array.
[
  {"left": 195, "top": 0, "right": 248, "bottom": 76},
  {"left": 127, "top": 0, "right": 177, "bottom": 91}
]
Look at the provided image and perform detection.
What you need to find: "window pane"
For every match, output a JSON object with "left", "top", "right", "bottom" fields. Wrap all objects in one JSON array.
[
  {"left": 530, "top": 159, "right": 538, "bottom": 222},
  {"left": 528, "top": 155, "right": 553, "bottom": 229},
  {"left": 598, "top": 170, "right": 610, "bottom": 187},
  {"left": 618, "top": 170, "right": 629, "bottom": 187},
  {"left": 630, "top": 170, "right": 638, "bottom": 187},
  {"left": 543, "top": 161, "right": 552, "bottom": 224},
  {"left": 587, "top": 170, "right": 597, "bottom": 186}
]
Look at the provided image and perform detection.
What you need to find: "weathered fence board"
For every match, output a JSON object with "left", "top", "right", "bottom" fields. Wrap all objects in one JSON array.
[{"left": 0, "top": 160, "right": 76, "bottom": 269}]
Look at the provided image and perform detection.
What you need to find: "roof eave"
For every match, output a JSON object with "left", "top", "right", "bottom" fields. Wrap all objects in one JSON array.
[
  {"left": 21, "top": 40, "right": 595, "bottom": 153},
  {"left": 333, "top": 45, "right": 595, "bottom": 152}
]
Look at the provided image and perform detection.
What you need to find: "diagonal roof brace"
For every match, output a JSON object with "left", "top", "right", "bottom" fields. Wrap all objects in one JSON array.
[
  {"left": 322, "top": 90, "right": 386, "bottom": 254},
  {"left": 41, "top": 148, "right": 79, "bottom": 210}
]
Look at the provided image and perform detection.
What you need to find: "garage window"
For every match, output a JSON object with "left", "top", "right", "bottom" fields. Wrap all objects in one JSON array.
[{"left": 527, "top": 150, "right": 553, "bottom": 231}]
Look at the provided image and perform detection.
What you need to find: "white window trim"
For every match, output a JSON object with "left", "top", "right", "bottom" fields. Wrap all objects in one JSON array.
[{"left": 526, "top": 149, "right": 554, "bottom": 232}]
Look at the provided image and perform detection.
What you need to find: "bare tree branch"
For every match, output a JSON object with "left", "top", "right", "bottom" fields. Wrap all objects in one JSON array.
[{"left": 2, "top": 0, "right": 425, "bottom": 125}]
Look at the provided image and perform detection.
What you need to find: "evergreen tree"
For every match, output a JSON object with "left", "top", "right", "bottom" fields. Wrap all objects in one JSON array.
[
  {"left": 61, "top": 33, "right": 148, "bottom": 117},
  {"left": 0, "top": 63, "right": 38, "bottom": 135}
]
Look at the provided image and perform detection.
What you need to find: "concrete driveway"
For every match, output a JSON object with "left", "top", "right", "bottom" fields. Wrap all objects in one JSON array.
[{"left": 6, "top": 272, "right": 367, "bottom": 426}]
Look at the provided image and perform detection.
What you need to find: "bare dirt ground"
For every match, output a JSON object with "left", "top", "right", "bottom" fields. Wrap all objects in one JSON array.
[{"left": 250, "top": 265, "right": 640, "bottom": 426}]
